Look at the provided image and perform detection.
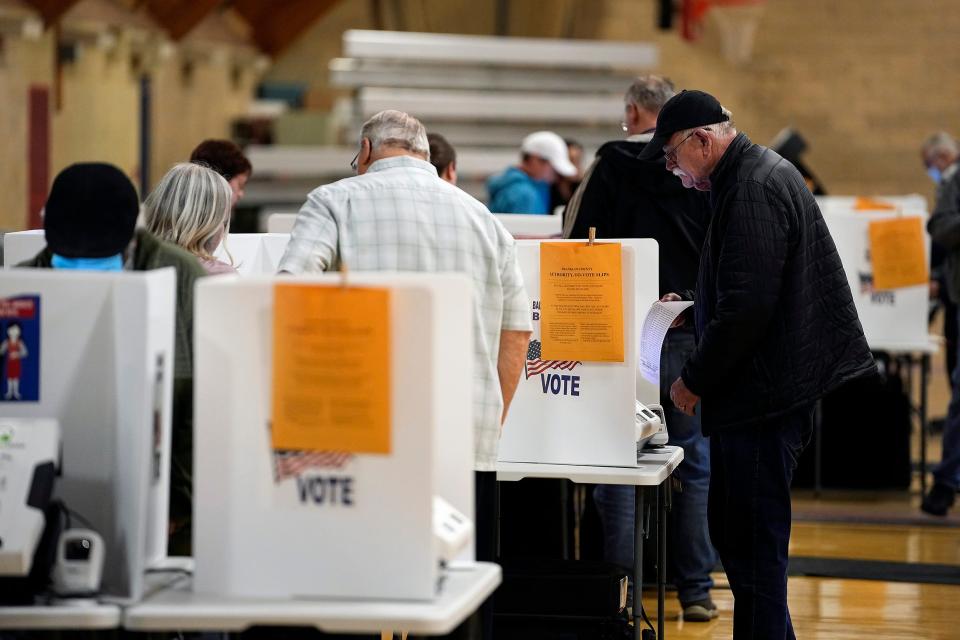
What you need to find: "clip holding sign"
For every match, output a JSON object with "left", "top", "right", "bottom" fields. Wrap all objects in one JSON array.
[{"left": 588, "top": 226, "right": 596, "bottom": 246}]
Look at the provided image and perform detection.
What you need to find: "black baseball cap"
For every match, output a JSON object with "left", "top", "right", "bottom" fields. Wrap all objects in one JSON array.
[{"left": 638, "top": 90, "right": 729, "bottom": 161}]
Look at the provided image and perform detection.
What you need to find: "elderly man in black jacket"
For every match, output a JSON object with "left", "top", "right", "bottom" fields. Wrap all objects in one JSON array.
[{"left": 639, "top": 90, "right": 875, "bottom": 639}]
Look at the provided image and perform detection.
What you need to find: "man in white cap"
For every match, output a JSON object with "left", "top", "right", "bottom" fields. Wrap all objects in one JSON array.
[{"left": 487, "top": 131, "right": 577, "bottom": 214}]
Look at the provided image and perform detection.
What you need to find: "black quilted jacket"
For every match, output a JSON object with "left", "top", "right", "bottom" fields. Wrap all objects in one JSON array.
[{"left": 680, "top": 133, "right": 876, "bottom": 433}]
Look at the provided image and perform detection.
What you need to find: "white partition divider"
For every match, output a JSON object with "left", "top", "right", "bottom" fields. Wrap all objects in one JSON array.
[
  {"left": 2, "top": 229, "right": 44, "bottom": 266},
  {"left": 221, "top": 233, "right": 290, "bottom": 275},
  {"left": 266, "top": 213, "right": 298, "bottom": 234},
  {"left": 822, "top": 211, "right": 930, "bottom": 347},
  {"left": 493, "top": 214, "right": 562, "bottom": 239},
  {"left": 193, "top": 273, "right": 474, "bottom": 601},
  {"left": 498, "top": 239, "right": 658, "bottom": 467},
  {"left": 816, "top": 194, "right": 927, "bottom": 216},
  {"left": 3, "top": 231, "right": 291, "bottom": 276},
  {"left": 0, "top": 269, "right": 175, "bottom": 602}
]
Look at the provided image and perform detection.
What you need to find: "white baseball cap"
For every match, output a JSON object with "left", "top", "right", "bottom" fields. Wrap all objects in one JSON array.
[{"left": 521, "top": 131, "right": 577, "bottom": 178}]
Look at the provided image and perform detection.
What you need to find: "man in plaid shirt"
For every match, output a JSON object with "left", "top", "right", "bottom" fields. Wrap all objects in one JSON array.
[{"left": 279, "top": 110, "right": 531, "bottom": 639}]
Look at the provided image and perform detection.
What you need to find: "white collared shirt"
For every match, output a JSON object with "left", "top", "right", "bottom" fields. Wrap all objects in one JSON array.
[{"left": 279, "top": 155, "right": 532, "bottom": 470}]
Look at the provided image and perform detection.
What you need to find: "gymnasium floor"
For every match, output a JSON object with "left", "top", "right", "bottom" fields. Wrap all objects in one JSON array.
[{"left": 641, "top": 326, "right": 960, "bottom": 638}]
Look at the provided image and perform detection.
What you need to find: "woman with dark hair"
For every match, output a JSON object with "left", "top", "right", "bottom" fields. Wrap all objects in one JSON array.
[
  {"left": 427, "top": 132, "right": 457, "bottom": 184},
  {"left": 189, "top": 139, "right": 253, "bottom": 206}
]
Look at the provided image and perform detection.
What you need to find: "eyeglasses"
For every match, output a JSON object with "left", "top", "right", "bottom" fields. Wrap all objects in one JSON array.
[
  {"left": 350, "top": 150, "right": 360, "bottom": 172},
  {"left": 664, "top": 130, "right": 697, "bottom": 163}
]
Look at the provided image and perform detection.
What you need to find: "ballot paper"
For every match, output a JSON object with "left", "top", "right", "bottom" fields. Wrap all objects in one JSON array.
[{"left": 639, "top": 300, "right": 694, "bottom": 384}]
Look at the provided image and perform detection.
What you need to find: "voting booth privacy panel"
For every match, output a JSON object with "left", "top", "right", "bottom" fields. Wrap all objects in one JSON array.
[
  {"left": 193, "top": 273, "right": 474, "bottom": 600},
  {"left": 820, "top": 204, "right": 930, "bottom": 348},
  {"left": 498, "top": 239, "right": 658, "bottom": 467},
  {"left": 266, "top": 212, "right": 562, "bottom": 240},
  {"left": 2, "top": 231, "right": 291, "bottom": 277},
  {"left": 0, "top": 269, "right": 175, "bottom": 602}
]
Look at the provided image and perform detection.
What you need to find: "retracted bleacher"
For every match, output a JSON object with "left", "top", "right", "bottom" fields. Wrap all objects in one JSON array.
[{"left": 244, "top": 30, "right": 659, "bottom": 227}]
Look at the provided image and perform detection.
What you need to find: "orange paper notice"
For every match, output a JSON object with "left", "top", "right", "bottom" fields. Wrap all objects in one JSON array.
[
  {"left": 271, "top": 284, "right": 391, "bottom": 454},
  {"left": 868, "top": 217, "right": 928, "bottom": 290},
  {"left": 854, "top": 197, "right": 897, "bottom": 211},
  {"left": 540, "top": 242, "right": 624, "bottom": 362}
]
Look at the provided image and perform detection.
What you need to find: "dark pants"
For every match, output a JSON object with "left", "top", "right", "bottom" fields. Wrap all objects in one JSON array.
[{"left": 708, "top": 404, "right": 814, "bottom": 640}]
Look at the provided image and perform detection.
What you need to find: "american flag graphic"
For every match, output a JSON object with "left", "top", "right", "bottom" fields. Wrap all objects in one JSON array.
[
  {"left": 272, "top": 450, "right": 354, "bottom": 482},
  {"left": 525, "top": 339, "right": 580, "bottom": 379}
]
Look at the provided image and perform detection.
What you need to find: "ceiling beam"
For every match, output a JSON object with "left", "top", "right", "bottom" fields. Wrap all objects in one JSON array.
[
  {"left": 232, "top": 0, "right": 339, "bottom": 56},
  {"left": 23, "top": 0, "right": 82, "bottom": 26},
  {"left": 144, "top": 0, "right": 223, "bottom": 40}
]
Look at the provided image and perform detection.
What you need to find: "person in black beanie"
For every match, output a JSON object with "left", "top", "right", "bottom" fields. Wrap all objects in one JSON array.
[{"left": 19, "top": 162, "right": 205, "bottom": 556}]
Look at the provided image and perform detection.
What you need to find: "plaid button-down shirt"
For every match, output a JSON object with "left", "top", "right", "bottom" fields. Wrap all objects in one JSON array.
[{"left": 279, "top": 156, "right": 532, "bottom": 470}]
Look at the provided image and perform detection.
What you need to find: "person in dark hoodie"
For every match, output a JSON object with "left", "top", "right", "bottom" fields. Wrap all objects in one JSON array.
[
  {"left": 640, "top": 90, "right": 876, "bottom": 640},
  {"left": 564, "top": 76, "right": 718, "bottom": 622}
]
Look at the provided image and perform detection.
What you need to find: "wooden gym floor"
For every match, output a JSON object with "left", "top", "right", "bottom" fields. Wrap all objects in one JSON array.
[{"left": 640, "top": 323, "right": 960, "bottom": 638}]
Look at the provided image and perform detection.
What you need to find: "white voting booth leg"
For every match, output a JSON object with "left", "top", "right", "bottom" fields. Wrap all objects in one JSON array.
[
  {"left": 0, "top": 269, "right": 175, "bottom": 603},
  {"left": 498, "top": 239, "right": 658, "bottom": 467},
  {"left": 193, "top": 273, "right": 473, "bottom": 601}
]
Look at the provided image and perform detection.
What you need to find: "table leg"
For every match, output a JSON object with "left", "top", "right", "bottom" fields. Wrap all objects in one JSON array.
[
  {"left": 634, "top": 486, "right": 645, "bottom": 640},
  {"left": 813, "top": 400, "right": 823, "bottom": 497},
  {"left": 921, "top": 353, "right": 930, "bottom": 496},
  {"left": 560, "top": 480, "right": 570, "bottom": 560},
  {"left": 658, "top": 482, "right": 667, "bottom": 640}
]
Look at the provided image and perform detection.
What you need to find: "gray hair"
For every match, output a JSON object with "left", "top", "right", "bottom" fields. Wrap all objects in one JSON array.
[
  {"left": 624, "top": 75, "right": 676, "bottom": 112},
  {"left": 923, "top": 131, "right": 959, "bottom": 156},
  {"left": 676, "top": 106, "right": 737, "bottom": 140},
  {"left": 143, "top": 162, "right": 234, "bottom": 262},
  {"left": 360, "top": 110, "right": 430, "bottom": 159}
]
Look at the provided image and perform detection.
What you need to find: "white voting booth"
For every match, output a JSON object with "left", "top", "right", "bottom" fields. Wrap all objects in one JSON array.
[
  {"left": 820, "top": 199, "right": 930, "bottom": 347},
  {"left": 493, "top": 214, "right": 562, "bottom": 239},
  {"left": 3, "top": 230, "right": 291, "bottom": 277},
  {"left": 193, "top": 273, "right": 474, "bottom": 601},
  {"left": 0, "top": 269, "right": 175, "bottom": 602},
  {"left": 816, "top": 194, "right": 927, "bottom": 217},
  {"left": 498, "top": 239, "right": 659, "bottom": 467},
  {"left": 266, "top": 212, "right": 562, "bottom": 240}
]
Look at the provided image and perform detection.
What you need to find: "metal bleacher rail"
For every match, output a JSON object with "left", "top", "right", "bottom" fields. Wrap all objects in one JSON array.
[{"left": 244, "top": 30, "right": 659, "bottom": 226}]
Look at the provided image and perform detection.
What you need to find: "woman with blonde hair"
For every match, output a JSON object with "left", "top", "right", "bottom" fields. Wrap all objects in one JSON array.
[{"left": 143, "top": 162, "right": 237, "bottom": 274}]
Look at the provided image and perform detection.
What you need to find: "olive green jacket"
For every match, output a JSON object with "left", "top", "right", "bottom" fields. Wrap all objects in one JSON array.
[{"left": 20, "top": 228, "right": 205, "bottom": 551}]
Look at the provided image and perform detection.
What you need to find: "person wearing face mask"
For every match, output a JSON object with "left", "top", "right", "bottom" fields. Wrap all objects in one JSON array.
[
  {"left": 923, "top": 132, "right": 960, "bottom": 517},
  {"left": 486, "top": 131, "right": 577, "bottom": 214},
  {"left": 921, "top": 133, "right": 959, "bottom": 398},
  {"left": 639, "top": 90, "right": 876, "bottom": 640},
  {"left": 19, "top": 162, "right": 206, "bottom": 555}
]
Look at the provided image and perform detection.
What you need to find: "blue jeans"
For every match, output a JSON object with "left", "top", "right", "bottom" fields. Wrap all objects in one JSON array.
[
  {"left": 934, "top": 317, "right": 960, "bottom": 489},
  {"left": 593, "top": 329, "right": 716, "bottom": 605},
  {"left": 709, "top": 404, "right": 813, "bottom": 640}
]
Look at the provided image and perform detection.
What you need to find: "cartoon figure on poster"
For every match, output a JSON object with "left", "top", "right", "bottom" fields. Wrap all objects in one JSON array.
[
  {"left": 0, "top": 322, "right": 28, "bottom": 399},
  {"left": 0, "top": 295, "right": 40, "bottom": 402}
]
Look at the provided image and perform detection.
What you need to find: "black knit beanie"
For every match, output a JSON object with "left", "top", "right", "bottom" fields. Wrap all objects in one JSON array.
[{"left": 43, "top": 163, "right": 140, "bottom": 258}]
